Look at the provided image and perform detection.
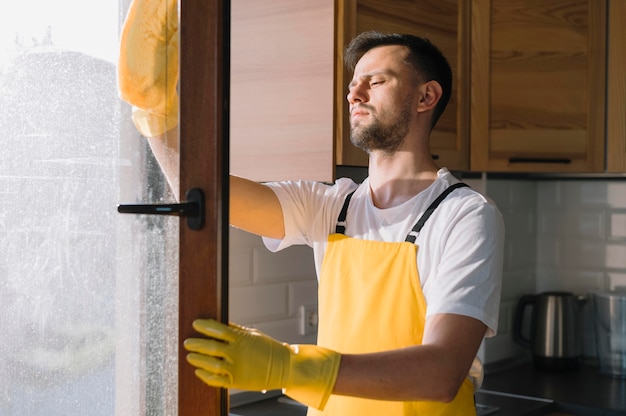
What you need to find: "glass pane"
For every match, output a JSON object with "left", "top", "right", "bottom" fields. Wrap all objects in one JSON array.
[{"left": 0, "top": 1, "right": 178, "bottom": 415}]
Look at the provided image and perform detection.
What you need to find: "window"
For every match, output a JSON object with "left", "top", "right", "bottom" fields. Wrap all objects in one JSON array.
[{"left": 0, "top": 1, "right": 179, "bottom": 414}]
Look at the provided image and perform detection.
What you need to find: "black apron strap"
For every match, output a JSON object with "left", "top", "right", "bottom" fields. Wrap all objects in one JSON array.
[
  {"left": 405, "top": 182, "right": 470, "bottom": 243},
  {"left": 335, "top": 190, "right": 356, "bottom": 234}
]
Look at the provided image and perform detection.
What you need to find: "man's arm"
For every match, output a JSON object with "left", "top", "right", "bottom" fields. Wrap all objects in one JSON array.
[
  {"left": 229, "top": 176, "right": 285, "bottom": 239},
  {"left": 184, "top": 314, "right": 487, "bottom": 407},
  {"left": 146, "top": 131, "right": 180, "bottom": 197},
  {"left": 333, "top": 313, "right": 487, "bottom": 402},
  {"left": 143, "top": 129, "right": 285, "bottom": 239},
  {"left": 118, "top": 0, "right": 286, "bottom": 239}
]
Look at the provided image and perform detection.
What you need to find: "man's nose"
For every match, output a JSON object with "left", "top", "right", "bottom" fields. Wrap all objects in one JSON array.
[{"left": 347, "top": 83, "right": 367, "bottom": 105}]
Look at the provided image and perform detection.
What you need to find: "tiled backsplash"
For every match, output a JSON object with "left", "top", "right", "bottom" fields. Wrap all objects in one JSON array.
[
  {"left": 229, "top": 227, "right": 318, "bottom": 345},
  {"left": 229, "top": 177, "right": 626, "bottom": 364},
  {"left": 533, "top": 179, "right": 626, "bottom": 358},
  {"left": 482, "top": 179, "right": 538, "bottom": 363}
]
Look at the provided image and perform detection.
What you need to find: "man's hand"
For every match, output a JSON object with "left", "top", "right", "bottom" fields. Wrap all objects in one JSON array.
[
  {"left": 118, "top": 0, "right": 179, "bottom": 137},
  {"left": 184, "top": 319, "right": 341, "bottom": 410}
]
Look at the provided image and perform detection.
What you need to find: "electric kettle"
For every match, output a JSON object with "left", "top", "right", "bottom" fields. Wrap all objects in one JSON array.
[{"left": 513, "top": 291, "right": 586, "bottom": 370}]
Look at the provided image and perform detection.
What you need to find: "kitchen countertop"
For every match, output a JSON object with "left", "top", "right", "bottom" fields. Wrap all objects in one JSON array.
[
  {"left": 474, "top": 390, "right": 553, "bottom": 416},
  {"left": 480, "top": 359, "right": 626, "bottom": 415},
  {"left": 230, "top": 359, "right": 626, "bottom": 415},
  {"left": 230, "top": 391, "right": 554, "bottom": 416}
]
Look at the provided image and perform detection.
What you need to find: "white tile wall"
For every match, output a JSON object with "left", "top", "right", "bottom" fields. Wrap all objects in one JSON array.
[
  {"left": 228, "top": 227, "right": 318, "bottom": 345},
  {"left": 481, "top": 179, "right": 537, "bottom": 363},
  {"left": 533, "top": 179, "right": 626, "bottom": 358},
  {"left": 228, "top": 178, "right": 626, "bottom": 366}
]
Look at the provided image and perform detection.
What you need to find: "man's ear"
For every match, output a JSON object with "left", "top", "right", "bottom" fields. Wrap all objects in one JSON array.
[{"left": 416, "top": 80, "right": 443, "bottom": 114}]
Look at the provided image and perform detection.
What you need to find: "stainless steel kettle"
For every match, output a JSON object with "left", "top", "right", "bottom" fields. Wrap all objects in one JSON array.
[{"left": 513, "top": 291, "right": 586, "bottom": 370}]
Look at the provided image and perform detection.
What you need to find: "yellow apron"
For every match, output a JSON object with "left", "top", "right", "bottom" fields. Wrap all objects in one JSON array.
[{"left": 310, "top": 184, "right": 476, "bottom": 416}]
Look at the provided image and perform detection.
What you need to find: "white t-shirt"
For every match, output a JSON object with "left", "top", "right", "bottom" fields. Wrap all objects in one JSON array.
[{"left": 263, "top": 168, "right": 504, "bottom": 337}]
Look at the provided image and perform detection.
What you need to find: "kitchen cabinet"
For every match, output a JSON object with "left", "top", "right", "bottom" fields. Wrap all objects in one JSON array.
[
  {"left": 232, "top": 0, "right": 617, "bottom": 180},
  {"left": 336, "top": 0, "right": 470, "bottom": 171},
  {"left": 342, "top": 0, "right": 614, "bottom": 174},
  {"left": 231, "top": 0, "right": 468, "bottom": 182},
  {"left": 230, "top": 0, "right": 335, "bottom": 183},
  {"left": 470, "top": 0, "right": 607, "bottom": 173},
  {"left": 606, "top": 0, "right": 626, "bottom": 172}
]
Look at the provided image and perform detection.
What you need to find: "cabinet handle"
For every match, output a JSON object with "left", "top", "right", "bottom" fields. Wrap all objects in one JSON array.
[
  {"left": 117, "top": 188, "right": 205, "bottom": 230},
  {"left": 508, "top": 157, "right": 571, "bottom": 164}
]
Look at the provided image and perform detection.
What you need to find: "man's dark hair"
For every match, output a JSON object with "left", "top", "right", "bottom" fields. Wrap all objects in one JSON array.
[{"left": 344, "top": 31, "right": 453, "bottom": 129}]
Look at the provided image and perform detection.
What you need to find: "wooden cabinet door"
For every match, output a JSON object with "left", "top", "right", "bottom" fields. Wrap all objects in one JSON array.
[
  {"left": 470, "top": 0, "right": 607, "bottom": 173},
  {"left": 606, "top": 0, "right": 626, "bottom": 172},
  {"left": 230, "top": 0, "right": 335, "bottom": 183},
  {"left": 336, "top": 0, "right": 470, "bottom": 171}
]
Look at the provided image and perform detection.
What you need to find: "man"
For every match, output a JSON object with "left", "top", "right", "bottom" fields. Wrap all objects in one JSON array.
[{"left": 118, "top": 2, "right": 504, "bottom": 414}]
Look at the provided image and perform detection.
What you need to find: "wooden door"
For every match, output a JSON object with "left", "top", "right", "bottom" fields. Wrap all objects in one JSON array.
[{"left": 470, "top": 0, "right": 607, "bottom": 173}]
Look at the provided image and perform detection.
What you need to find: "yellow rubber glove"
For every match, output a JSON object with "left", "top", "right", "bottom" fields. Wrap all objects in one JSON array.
[
  {"left": 118, "top": 0, "right": 179, "bottom": 137},
  {"left": 184, "top": 319, "right": 341, "bottom": 411}
]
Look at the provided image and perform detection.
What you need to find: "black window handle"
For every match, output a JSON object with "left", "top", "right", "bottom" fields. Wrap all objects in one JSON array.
[{"left": 118, "top": 188, "right": 205, "bottom": 230}]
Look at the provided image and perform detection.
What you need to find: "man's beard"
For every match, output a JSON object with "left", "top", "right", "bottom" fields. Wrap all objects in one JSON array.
[{"left": 349, "top": 99, "right": 412, "bottom": 155}]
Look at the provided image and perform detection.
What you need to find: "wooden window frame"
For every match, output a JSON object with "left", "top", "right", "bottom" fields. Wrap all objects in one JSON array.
[{"left": 179, "top": 1, "right": 230, "bottom": 415}]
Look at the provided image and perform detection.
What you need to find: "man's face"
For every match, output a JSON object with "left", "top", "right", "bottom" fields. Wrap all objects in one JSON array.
[{"left": 347, "top": 45, "right": 418, "bottom": 154}]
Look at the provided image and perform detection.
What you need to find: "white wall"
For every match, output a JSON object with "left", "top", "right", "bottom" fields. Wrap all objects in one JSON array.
[
  {"left": 228, "top": 178, "right": 626, "bottom": 364},
  {"left": 229, "top": 227, "right": 318, "bottom": 345},
  {"left": 481, "top": 179, "right": 538, "bottom": 363},
  {"left": 534, "top": 179, "right": 626, "bottom": 357}
]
